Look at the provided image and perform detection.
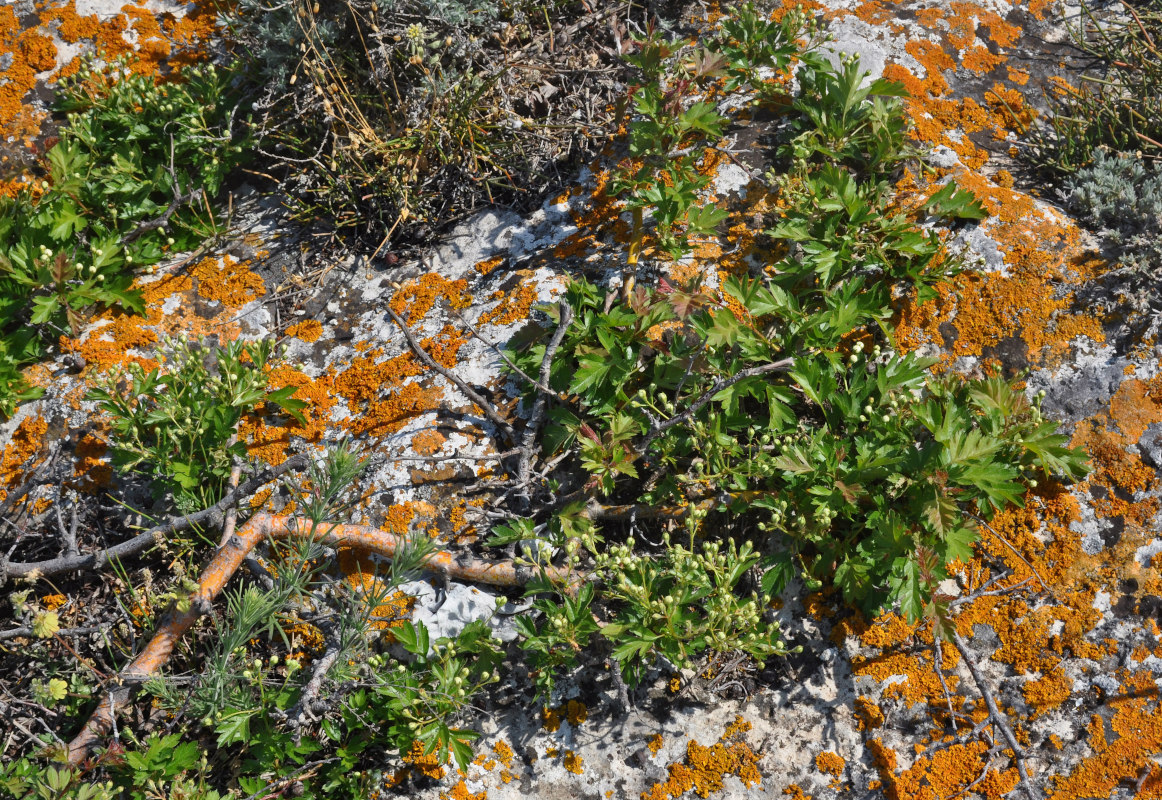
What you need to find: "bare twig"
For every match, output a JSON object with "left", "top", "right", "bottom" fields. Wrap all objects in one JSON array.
[
  {"left": 285, "top": 630, "right": 342, "bottom": 732},
  {"left": 0, "top": 625, "right": 105, "bottom": 642},
  {"left": 450, "top": 306, "right": 555, "bottom": 395},
  {"left": 1, "top": 454, "right": 310, "bottom": 583},
  {"left": 609, "top": 661, "right": 631, "bottom": 717},
  {"left": 638, "top": 359, "right": 794, "bottom": 453},
  {"left": 969, "top": 514, "right": 1052, "bottom": 597},
  {"left": 952, "top": 632, "right": 1042, "bottom": 800},
  {"left": 586, "top": 501, "right": 701, "bottom": 521},
  {"left": 931, "top": 630, "right": 960, "bottom": 732},
  {"left": 387, "top": 448, "right": 520, "bottom": 464},
  {"left": 517, "top": 300, "right": 573, "bottom": 502},
  {"left": 55, "top": 495, "right": 80, "bottom": 558},
  {"left": 386, "top": 305, "right": 517, "bottom": 442},
  {"left": 120, "top": 188, "right": 204, "bottom": 245},
  {"left": 218, "top": 436, "right": 244, "bottom": 548},
  {"left": 950, "top": 575, "right": 1034, "bottom": 609}
]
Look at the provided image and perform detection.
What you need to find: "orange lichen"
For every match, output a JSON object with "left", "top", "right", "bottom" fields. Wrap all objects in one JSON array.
[
  {"left": 1022, "top": 668, "right": 1072, "bottom": 717},
  {"left": 475, "top": 256, "right": 505, "bottom": 276},
  {"left": 893, "top": 172, "right": 1103, "bottom": 373},
  {"left": 890, "top": 739, "right": 1020, "bottom": 800},
  {"left": 854, "top": 696, "right": 885, "bottom": 731},
  {"left": 1, "top": 7, "right": 51, "bottom": 139},
  {"left": 411, "top": 429, "right": 447, "bottom": 456},
  {"left": 815, "top": 751, "right": 845, "bottom": 777},
  {"left": 0, "top": 415, "right": 47, "bottom": 503},
  {"left": 62, "top": 312, "right": 160, "bottom": 373},
  {"left": 71, "top": 430, "right": 112, "bottom": 493},
  {"left": 40, "top": 0, "right": 221, "bottom": 78},
  {"left": 402, "top": 740, "right": 447, "bottom": 780},
  {"left": 641, "top": 717, "right": 761, "bottom": 800},
  {"left": 41, "top": 593, "right": 67, "bottom": 610},
  {"left": 1072, "top": 422, "right": 1159, "bottom": 528},
  {"left": 439, "top": 781, "right": 486, "bottom": 800},
  {"left": 1047, "top": 699, "right": 1162, "bottom": 800},
  {"left": 1109, "top": 375, "right": 1162, "bottom": 442},
  {"left": 191, "top": 255, "right": 266, "bottom": 307},
  {"left": 492, "top": 740, "right": 514, "bottom": 768},
  {"left": 647, "top": 734, "right": 665, "bottom": 757},
  {"left": 239, "top": 364, "right": 335, "bottom": 465},
  {"left": 477, "top": 278, "right": 539, "bottom": 327},
  {"left": 542, "top": 699, "right": 587, "bottom": 733},
  {"left": 389, "top": 273, "right": 471, "bottom": 325},
  {"left": 562, "top": 750, "right": 584, "bottom": 774},
  {"left": 286, "top": 320, "right": 323, "bottom": 343},
  {"left": 961, "top": 46, "right": 1004, "bottom": 75},
  {"left": 565, "top": 699, "right": 588, "bottom": 726}
]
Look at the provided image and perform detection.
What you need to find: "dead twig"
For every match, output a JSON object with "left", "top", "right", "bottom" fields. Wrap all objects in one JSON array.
[
  {"left": 450, "top": 306, "right": 556, "bottom": 396},
  {"left": 121, "top": 135, "right": 203, "bottom": 245},
  {"left": 386, "top": 305, "right": 517, "bottom": 442},
  {"left": 1, "top": 454, "right": 310, "bottom": 583},
  {"left": 951, "top": 632, "right": 1042, "bottom": 800},
  {"left": 218, "top": 435, "right": 244, "bottom": 548},
  {"left": 0, "top": 625, "right": 105, "bottom": 642},
  {"left": 969, "top": 513, "right": 1052, "bottom": 597},
  {"left": 284, "top": 627, "right": 342, "bottom": 733},
  {"left": 950, "top": 575, "right": 1034, "bottom": 609},
  {"left": 517, "top": 300, "right": 573, "bottom": 504},
  {"left": 54, "top": 494, "right": 80, "bottom": 558},
  {"left": 931, "top": 630, "right": 961, "bottom": 732}
]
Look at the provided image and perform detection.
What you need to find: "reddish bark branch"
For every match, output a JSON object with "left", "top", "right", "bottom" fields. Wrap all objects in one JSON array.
[{"left": 66, "top": 513, "right": 577, "bottom": 764}]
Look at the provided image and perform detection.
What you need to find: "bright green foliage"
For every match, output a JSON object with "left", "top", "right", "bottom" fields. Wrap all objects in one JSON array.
[
  {"left": 518, "top": 275, "right": 1086, "bottom": 621},
  {"left": 511, "top": 23, "right": 1087, "bottom": 685},
  {"left": 770, "top": 165, "right": 966, "bottom": 306},
  {"left": 87, "top": 336, "right": 306, "bottom": 511},
  {"left": 595, "top": 536, "right": 786, "bottom": 686},
  {"left": 516, "top": 581, "right": 601, "bottom": 696},
  {"left": 610, "top": 8, "right": 814, "bottom": 261},
  {"left": 0, "top": 763, "right": 120, "bottom": 800},
  {"left": 612, "top": 26, "right": 729, "bottom": 261},
  {"left": 715, "top": 2, "right": 817, "bottom": 98},
  {"left": 785, "top": 52, "right": 912, "bottom": 178},
  {"left": 0, "top": 57, "right": 244, "bottom": 417},
  {"left": 381, "top": 619, "right": 504, "bottom": 771}
]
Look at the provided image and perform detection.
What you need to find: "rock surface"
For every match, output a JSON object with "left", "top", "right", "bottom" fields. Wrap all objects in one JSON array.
[{"left": 2, "top": 1, "right": 1162, "bottom": 799}]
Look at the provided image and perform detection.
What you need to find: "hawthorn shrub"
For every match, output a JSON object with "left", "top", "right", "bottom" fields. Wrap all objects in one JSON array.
[{"left": 505, "top": 6, "right": 1089, "bottom": 693}]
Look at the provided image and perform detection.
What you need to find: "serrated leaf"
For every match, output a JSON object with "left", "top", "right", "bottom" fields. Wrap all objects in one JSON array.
[{"left": 922, "top": 182, "right": 989, "bottom": 220}]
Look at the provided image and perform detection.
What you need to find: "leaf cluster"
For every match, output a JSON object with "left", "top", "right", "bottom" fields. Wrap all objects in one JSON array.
[
  {"left": 610, "top": 5, "right": 812, "bottom": 261},
  {"left": 86, "top": 336, "right": 306, "bottom": 511},
  {"left": 508, "top": 33, "right": 1086, "bottom": 695},
  {"left": 0, "top": 56, "right": 244, "bottom": 417}
]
